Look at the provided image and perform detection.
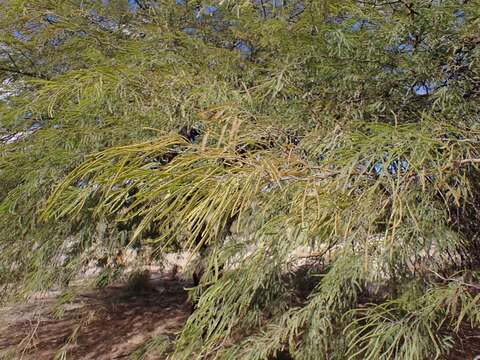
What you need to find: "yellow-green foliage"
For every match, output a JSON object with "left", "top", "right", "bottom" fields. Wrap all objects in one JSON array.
[{"left": 1, "top": 0, "right": 480, "bottom": 359}]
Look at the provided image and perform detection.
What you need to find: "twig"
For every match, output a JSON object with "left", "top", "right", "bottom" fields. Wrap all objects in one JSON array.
[
  {"left": 459, "top": 159, "right": 480, "bottom": 164},
  {"left": 0, "top": 66, "right": 46, "bottom": 79}
]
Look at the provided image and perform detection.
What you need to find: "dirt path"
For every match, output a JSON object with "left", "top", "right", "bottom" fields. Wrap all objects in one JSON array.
[{"left": 0, "top": 276, "right": 189, "bottom": 360}]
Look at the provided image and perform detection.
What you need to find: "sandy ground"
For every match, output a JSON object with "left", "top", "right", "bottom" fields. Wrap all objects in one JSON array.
[
  {"left": 1, "top": 273, "right": 480, "bottom": 360},
  {"left": 0, "top": 275, "right": 189, "bottom": 360}
]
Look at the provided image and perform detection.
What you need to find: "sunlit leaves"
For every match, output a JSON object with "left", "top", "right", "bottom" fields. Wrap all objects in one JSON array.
[{"left": 1, "top": 0, "right": 480, "bottom": 359}]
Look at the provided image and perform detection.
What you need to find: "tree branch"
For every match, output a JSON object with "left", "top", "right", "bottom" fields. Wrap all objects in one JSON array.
[{"left": 0, "top": 66, "right": 46, "bottom": 79}]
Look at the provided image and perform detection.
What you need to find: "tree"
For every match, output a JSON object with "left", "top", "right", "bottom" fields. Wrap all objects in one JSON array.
[{"left": 1, "top": 0, "right": 480, "bottom": 358}]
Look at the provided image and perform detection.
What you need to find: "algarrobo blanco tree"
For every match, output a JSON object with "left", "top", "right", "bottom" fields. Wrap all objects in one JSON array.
[{"left": 1, "top": 0, "right": 480, "bottom": 358}]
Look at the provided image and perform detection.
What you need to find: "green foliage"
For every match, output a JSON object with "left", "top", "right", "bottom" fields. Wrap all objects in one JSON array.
[
  {"left": 130, "top": 334, "right": 172, "bottom": 360},
  {"left": 1, "top": 0, "right": 480, "bottom": 359}
]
